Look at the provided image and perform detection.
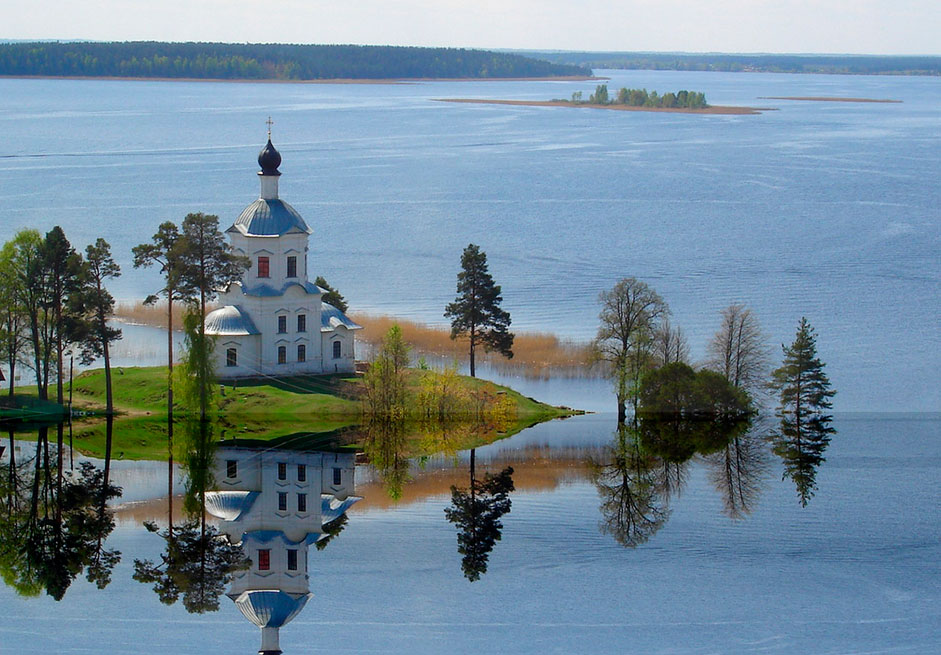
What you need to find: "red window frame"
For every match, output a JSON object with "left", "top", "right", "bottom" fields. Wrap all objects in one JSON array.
[{"left": 257, "top": 256, "right": 270, "bottom": 278}]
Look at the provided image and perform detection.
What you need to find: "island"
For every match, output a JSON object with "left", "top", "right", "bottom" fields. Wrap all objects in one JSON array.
[{"left": 439, "top": 85, "right": 769, "bottom": 115}]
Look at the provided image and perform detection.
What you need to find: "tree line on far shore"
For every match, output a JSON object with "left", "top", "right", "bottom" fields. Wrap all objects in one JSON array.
[
  {"left": 564, "top": 84, "right": 708, "bottom": 109},
  {"left": 0, "top": 42, "right": 591, "bottom": 80},
  {"left": 529, "top": 51, "right": 941, "bottom": 77}
]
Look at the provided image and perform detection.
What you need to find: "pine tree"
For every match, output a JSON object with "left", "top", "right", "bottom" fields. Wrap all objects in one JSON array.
[
  {"left": 770, "top": 318, "right": 836, "bottom": 506},
  {"left": 69, "top": 239, "right": 122, "bottom": 414},
  {"left": 444, "top": 244, "right": 513, "bottom": 378},
  {"left": 315, "top": 276, "right": 348, "bottom": 312}
]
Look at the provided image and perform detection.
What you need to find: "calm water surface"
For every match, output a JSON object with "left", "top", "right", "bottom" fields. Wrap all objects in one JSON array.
[
  {"left": 0, "top": 413, "right": 938, "bottom": 653},
  {"left": 1, "top": 71, "right": 939, "bottom": 412}
]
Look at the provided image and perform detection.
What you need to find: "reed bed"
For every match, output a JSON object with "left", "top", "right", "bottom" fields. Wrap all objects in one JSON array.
[
  {"left": 350, "top": 312, "right": 593, "bottom": 379},
  {"left": 114, "top": 301, "right": 217, "bottom": 331}
]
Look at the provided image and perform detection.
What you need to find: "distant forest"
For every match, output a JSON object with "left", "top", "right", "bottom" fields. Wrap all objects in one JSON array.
[
  {"left": 0, "top": 42, "right": 591, "bottom": 80},
  {"left": 520, "top": 51, "right": 941, "bottom": 76}
]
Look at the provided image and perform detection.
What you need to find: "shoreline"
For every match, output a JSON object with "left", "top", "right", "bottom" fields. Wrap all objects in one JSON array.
[
  {"left": 436, "top": 98, "right": 770, "bottom": 115},
  {"left": 758, "top": 96, "right": 902, "bottom": 103},
  {"left": 0, "top": 74, "right": 599, "bottom": 85}
]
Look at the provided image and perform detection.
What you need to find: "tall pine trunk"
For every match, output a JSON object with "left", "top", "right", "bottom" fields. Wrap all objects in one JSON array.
[
  {"left": 167, "top": 298, "right": 174, "bottom": 423},
  {"left": 469, "top": 328, "right": 476, "bottom": 378}
]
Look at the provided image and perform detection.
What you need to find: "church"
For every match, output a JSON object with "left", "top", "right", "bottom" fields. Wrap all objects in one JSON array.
[{"left": 205, "top": 130, "right": 361, "bottom": 378}]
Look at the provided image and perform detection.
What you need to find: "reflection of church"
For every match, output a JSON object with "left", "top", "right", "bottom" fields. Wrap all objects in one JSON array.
[
  {"left": 205, "top": 128, "right": 361, "bottom": 378},
  {"left": 205, "top": 447, "right": 360, "bottom": 655}
]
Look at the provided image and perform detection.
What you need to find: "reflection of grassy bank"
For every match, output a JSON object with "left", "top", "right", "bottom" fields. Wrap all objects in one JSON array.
[
  {"left": 0, "top": 395, "right": 67, "bottom": 420},
  {"left": 59, "top": 410, "right": 551, "bottom": 461}
]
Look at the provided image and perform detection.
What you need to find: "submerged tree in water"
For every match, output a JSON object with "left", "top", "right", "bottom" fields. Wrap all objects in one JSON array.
[
  {"left": 591, "top": 277, "right": 668, "bottom": 422},
  {"left": 444, "top": 450, "right": 514, "bottom": 581},
  {"left": 770, "top": 318, "right": 836, "bottom": 506}
]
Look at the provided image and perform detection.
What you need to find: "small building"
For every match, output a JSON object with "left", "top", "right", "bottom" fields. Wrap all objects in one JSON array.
[
  {"left": 205, "top": 446, "right": 360, "bottom": 655},
  {"left": 205, "top": 133, "right": 361, "bottom": 378}
]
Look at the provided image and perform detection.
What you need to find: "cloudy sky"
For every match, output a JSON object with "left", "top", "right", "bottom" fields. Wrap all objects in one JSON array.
[{"left": 5, "top": 0, "right": 938, "bottom": 54}]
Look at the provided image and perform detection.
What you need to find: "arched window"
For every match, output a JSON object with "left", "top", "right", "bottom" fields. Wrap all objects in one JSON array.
[
  {"left": 333, "top": 340, "right": 342, "bottom": 359},
  {"left": 277, "top": 346, "right": 286, "bottom": 364},
  {"left": 297, "top": 344, "right": 306, "bottom": 363},
  {"left": 226, "top": 348, "right": 237, "bottom": 367}
]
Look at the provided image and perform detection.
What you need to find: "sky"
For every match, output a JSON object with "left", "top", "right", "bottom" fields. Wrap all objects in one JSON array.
[{"left": 3, "top": 0, "right": 939, "bottom": 54}]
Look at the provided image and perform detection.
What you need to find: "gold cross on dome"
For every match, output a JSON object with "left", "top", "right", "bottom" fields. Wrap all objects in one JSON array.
[{"left": 266, "top": 116, "right": 274, "bottom": 139}]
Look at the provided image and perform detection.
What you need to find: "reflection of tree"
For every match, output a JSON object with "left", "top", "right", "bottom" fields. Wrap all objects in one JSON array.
[
  {"left": 770, "top": 419, "right": 832, "bottom": 507},
  {"left": 0, "top": 423, "right": 121, "bottom": 599},
  {"left": 362, "top": 419, "right": 411, "bottom": 501},
  {"left": 133, "top": 518, "right": 249, "bottom": 613},
  {"left": 770, "top": 318, "right": 836, "bottom": 507},
  {"left": 589, "top": 425, "right": 668, "bottom": 548},
  {"left": 315, "top": 513, "right": 348, "bottom": 551},
  {"left": 133, "top": 418, "right": 248, "bottom": 613},
  {"left": 592, "top": 415, "right": 761, "bottom": 546},
  {"left": 444, "top": 449, "right": 514, "bottom": 582},
  {"left": 703, "top": 419, "right": 769, "bottom": 519}
]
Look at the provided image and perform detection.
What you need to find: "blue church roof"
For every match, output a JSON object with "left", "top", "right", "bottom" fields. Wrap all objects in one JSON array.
[
  {"left": 230, "top": 198, "right": 312, "bottom": 237},
  {"left": 233, "top": 281, "right": 326, "bottom": 298},
  {"left": 204, "top": 305, "right": 260, "bottom": 336},
  {"left": 321, "top": 303, "right": 363, "bottom": 332}
]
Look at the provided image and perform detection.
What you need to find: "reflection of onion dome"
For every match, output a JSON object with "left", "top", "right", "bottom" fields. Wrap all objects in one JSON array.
[
  {"left": 234, "top": 590, "right": 312, "bottom": 655},
  {"left": 258, "top": 139, "right": 282, "bottom": 175}
]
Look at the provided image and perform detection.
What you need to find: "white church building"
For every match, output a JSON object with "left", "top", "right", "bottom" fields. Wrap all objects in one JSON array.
[{"left": 205, "top": 133, "right": 361, "bottom": 378}]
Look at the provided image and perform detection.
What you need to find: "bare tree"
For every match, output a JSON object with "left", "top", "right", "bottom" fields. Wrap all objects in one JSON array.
[
  {"left": 652, "top": 317, "right": 690, "bottom": 367},
  {"left": 706, "top": 304, "right": 769, "bottom": 400},
  {"left": 592, "top": 278, "right": 669, "bottom": 422}
]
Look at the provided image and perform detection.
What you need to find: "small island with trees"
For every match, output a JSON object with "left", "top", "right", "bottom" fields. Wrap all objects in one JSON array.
[{"left": 440, "top": 84, "right": 768, "bottom": 115}]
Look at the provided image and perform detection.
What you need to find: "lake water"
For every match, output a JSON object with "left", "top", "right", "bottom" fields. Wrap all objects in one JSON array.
[
  {"left": 1, "top": 412, "right": 939, "bottom": 653},
  {"left": 1, "top": 70, "right": 939, "bottom": 412}
]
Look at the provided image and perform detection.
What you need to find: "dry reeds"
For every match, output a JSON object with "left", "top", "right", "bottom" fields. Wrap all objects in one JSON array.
[
  {"left": 350, "top": 312, "right": 593, "bottom": 378},
  {"left": 114, "top": 301, "right": 217, "bottom": 331}
]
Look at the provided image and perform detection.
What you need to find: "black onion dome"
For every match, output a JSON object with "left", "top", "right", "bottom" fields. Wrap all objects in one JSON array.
[{"left": 258, "top": 139, "right": 282, "bottom": 175}]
